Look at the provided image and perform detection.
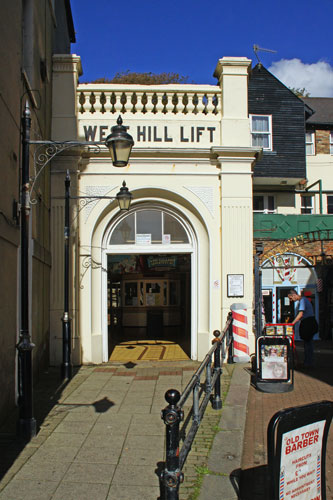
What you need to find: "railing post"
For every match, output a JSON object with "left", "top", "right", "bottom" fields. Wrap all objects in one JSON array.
[
  {"left": 211, "top": 330, "right": 223, "bottom": 410},
  {"left": 161, "top": 389, "right": 184, "bottom": 500},
  {"left": 193, "top": 380, "right": 200, "bottom": 424},
  {"left": 227, "top": 315, "right": 234, "bottom": 364},
  {"left": 205, "top": 355, "right": 212, "bottom": 395}
]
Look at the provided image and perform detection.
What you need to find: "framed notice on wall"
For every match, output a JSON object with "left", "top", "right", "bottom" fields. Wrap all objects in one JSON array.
[{"left": 227, "top": 274, "right": 244, "bottom": 297}]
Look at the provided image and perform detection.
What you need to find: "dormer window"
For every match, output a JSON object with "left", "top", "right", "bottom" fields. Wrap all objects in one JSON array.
[{"left": 250, "top": 115, "right": 272, "bottom": 151}]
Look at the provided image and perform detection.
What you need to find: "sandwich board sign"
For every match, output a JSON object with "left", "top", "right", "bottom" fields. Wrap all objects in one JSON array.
[{"left": 267, "top": 401, "right": 333, "bottom": 500}]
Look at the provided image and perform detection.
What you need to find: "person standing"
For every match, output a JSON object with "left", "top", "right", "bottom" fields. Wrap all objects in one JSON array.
[{"left": 288, "top": 289, "right": 318, "bottom": 368}]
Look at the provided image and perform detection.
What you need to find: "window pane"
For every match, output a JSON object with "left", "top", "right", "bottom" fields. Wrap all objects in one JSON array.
[
  {"left": 252, "top": 133, "right": 269, "bottom": 149},
  {"left": 253, "top": 196, "right": 264, "bottom": 211},
  {"left": 302, "top": 197, "right": 312, "bottom": 208},
  {"left": 306, "top": 143, "right": 314, "bottom": 155},
  {"left": 163, "top": 282, "right": 167, "bottom": 306},
  {"left": 169, "top": 282, "right": 178, "bottom": 305},
  {"left": 110, "top": 214, "right": 135, "bottom": 244},
  {"left": 125, "top": 282, "right": 137, "bottom": 306},
  {"left": 146, "top": 282, "right": 161, "bottom": 306},
  {"left": 137, "top": 210, "right": 162, "bottom": 243},
  {"left": 164, "top": 213, "right": 188, "bottom": 243},
  {"left": 252, "top": 116, "right": 269, "bottom": 132},
  {"left": 268, "top": 196, "right": 275, "bottom": 211},
  {"left": 301, "top": 196, "right": 313, "bottom": 214},
  {"left": 327, "top": 196, "right": 333, "bottom": 214}
]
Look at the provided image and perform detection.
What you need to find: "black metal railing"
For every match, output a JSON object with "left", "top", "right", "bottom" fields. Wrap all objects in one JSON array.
[{"left": 160, "top": 313, "right": 234, "bottom": 499}]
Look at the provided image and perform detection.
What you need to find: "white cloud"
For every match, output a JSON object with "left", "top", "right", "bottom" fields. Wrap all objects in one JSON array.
[{"left": 268, "top": 59, "right": 333, "bottom": 97}]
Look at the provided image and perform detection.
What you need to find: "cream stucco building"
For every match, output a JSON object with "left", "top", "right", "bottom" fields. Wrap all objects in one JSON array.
[
  {"left": 50, "top": 55, "right": 261, "bottom": 365},
  {"left": 49, "top": 55, "right": 333, "bottom": 368}
]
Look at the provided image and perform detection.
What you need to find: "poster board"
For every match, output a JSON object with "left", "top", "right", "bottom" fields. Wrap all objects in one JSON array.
[
  {"left": 268, "top": 401, "right": 333, "bottom": 500},
  {"left": 258, "top": 336, "right": 291, "bottom": 383},
  {"left": 280, "top": 420, "right": 325, "bottom": 499}
]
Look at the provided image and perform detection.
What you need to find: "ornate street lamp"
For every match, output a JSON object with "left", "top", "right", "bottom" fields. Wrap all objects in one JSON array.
[
  {"left": 17, "top": 103, "right": 134, "bottom": 440},
  {"left": 105, "top": 116, "right": 134, "bottom": 167},
  {"left": 116, "top": 181, "right": 133, "bottom": 210}
]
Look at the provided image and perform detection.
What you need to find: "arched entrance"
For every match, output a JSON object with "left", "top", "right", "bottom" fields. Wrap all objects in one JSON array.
[{"left": 102, "top": 204, "right": 196, "bottom": 361}]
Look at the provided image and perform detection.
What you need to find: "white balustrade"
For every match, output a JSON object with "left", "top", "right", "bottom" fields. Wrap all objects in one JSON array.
[
  {"left": 135, "top": 92, "right": 144, "bottom": 114},
  {"left": 78, "top": 84, "right": 221, "bottom": 117}
]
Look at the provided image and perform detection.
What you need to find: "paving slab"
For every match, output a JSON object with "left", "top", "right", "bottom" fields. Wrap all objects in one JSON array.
[
  {"left": 62, "top": 462, "right": 116, "bottom": 484},
  {"left": 0, "top": 478, "right": 59, "bottom": 500},
  {"left": 52, "top": 481, "right": 110, "bottom": 500},
  {"left": 200, "top": 474, "right": 240, "bottom": 500},
  {"left": 111, "top": 464, "right": 159, "bottom": 486},
  {"left": 107, "top": 485, "right": 161, "bottom": 500}
]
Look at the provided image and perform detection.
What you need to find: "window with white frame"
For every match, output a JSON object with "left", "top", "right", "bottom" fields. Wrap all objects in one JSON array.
[
  {"left": 253, "top": 195, "right": 275, "bottom": 213},
  {"left": 306, "top": 131, "right": 315, "bottom": 155},
  {"left": 301, "top": 195, "right": 313, "bottom": 214},
  {"left": 330, "top": 132, "right": 333, "bottom": 155},
  {"left": 109, "top": 209, "right": 189, "bottom": 245},
  {"left": 327, "top": 196, "right": 333, "bottom": 214},
  {"left": 250, "top": 115, "right": 272, "bottom": 150}
]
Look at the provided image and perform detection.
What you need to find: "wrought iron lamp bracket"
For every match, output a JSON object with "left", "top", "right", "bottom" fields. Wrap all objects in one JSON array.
[{"left": 28, "top": 140, "right": 103, "bottom": 204}]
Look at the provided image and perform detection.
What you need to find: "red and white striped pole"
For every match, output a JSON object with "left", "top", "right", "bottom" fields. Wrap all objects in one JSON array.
[{"left": 230, "top": 303, "right": 250, "bottom": 363}]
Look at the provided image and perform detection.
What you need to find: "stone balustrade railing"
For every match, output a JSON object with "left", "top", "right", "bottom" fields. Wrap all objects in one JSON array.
[{"left": 77, "top": 84, "right": 221, "bottom": 117}]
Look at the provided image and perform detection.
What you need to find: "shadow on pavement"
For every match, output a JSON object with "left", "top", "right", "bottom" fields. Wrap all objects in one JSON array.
[
  {"left": 155, "top": 461, "right": 165, "bottom": 500},
  {"left": 0, "top": 367, "right": 80, "bottom": 480},
  {"left": 294, "top": 341, "right": 333, "bottom": 386},
  {"left": 240, "top": 464, "right": 270, "bottom": 499}
]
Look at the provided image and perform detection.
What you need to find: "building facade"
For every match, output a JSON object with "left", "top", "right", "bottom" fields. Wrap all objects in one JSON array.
[
  {"left": 0, "top": 0, "right": 75, "bottom": 426},
  {"left": 48, "top": 58, "right": 333, "bottom": 368},
  {"left": 50, "top": 57, "right": 260, "bottom": 365}
]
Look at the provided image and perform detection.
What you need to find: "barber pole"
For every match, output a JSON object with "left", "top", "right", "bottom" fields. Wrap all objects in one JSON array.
[{"left": 230, "top": 303, "right": 250, "bottom": 363}]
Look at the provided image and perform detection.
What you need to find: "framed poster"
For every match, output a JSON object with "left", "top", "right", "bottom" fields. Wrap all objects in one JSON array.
[
  {"left": 279, "top": 420, "right": 325, "bottom": 500},
  {"left": 258, "top": 336, "right": 291, "bottom": 383},
  {"left": 260, "top": 344, "right": 288, "bottom": 380},
  {"left": 227, "top": 274, "right": 244, "bottom": 297}
]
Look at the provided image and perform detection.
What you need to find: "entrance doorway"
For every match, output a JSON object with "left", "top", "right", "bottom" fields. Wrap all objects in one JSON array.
[
  {"left": 277, "top": 287, "right": 295, "bottom": 323},
  {"left": 107, "top": 254, "right": 191, "bottom": 359}
]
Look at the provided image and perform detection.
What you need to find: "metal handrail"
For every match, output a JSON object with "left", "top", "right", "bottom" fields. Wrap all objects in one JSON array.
[{"left": 160, "top": 312, "right": 234, "bottom": 499}]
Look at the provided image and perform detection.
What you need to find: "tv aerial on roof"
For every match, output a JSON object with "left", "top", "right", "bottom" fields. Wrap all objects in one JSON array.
[{"left": 253, "top": 44, "right": 277, "bottom": 64}]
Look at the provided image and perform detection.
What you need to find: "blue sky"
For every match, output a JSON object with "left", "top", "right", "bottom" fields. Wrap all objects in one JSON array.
[{"left": 71, "top": 0, "right": 333, "bottom": 96}]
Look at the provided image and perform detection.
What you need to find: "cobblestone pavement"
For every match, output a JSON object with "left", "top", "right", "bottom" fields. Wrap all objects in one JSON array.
[
  {"left": 240, "top": 341, "right": 333, "bottom": 500},
  {"left": 0, "top": 360, "right": 234, "bottom": 500}
]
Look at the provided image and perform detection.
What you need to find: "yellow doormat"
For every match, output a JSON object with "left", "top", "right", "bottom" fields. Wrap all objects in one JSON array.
[{"left": 109, "top": 340, "right": 189, "bottom": 361}]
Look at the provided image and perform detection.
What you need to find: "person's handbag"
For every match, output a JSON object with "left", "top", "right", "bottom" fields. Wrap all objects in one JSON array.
[{"left": 299, "top": 316, "right": 318, "bottom": 341}]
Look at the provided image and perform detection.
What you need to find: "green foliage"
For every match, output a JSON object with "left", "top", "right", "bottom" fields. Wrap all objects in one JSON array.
[
  {"left": 289, "top": 87, "right": 310, "bottom": 97},
  {"left": 91, "top": 70, "right": 190, "bottom": 85}
]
